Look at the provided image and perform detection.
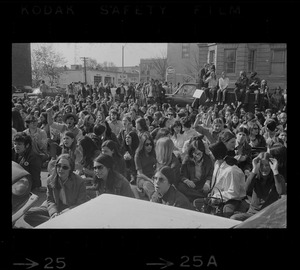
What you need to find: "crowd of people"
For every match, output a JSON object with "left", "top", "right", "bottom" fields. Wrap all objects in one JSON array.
[{"left": 12, "top": 65, "right": 287, "bottom": 227}]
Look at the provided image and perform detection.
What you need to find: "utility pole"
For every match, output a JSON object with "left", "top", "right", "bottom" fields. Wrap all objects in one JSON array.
[
  {"left": 80, "top": 57, "right": 89, "bottom": 84},
  {"left": 122, "top": 43, "right": 127, "bottom": 83}
]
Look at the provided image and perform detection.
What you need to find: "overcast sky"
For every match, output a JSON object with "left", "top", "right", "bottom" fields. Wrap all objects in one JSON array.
[{"left": 31, "top": 43, "right": 168, "bottom": 67}]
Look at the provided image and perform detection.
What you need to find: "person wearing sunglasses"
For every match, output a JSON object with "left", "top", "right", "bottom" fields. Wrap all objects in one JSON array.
[
  {"left": 153, "top": 166, "right": 193, "bottom": 210},
  {"left": 91, "top": 154, "right": 134, "bottom": 198},
  {"left": 23, "top": 154, "right": 87, "bottom": 227},
  {"left": 248, "top": 122, "right": 266, "bottom": 149},
  {"left": 134, "top": 134, "right": 157, "bottom": 200}
]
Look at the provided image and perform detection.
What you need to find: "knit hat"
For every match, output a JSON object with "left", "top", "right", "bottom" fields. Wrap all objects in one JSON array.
[
  {"left": 219, "top": 129, "right": 236, "bottom": 143},
  {"left": 63, "top": 113, "right": 78, "bottom": 124},
  {"left": 209, "top": 141, "right": 228, "bottom": 160},
  {"left": 266, "top": 119, "right": 277, "bottom": 132},
  {"left": 159, "top": 166, "right": 175, "bottom": 185},
  {"left": 95, "top": 153, "right": 114, "bottom": 170}
]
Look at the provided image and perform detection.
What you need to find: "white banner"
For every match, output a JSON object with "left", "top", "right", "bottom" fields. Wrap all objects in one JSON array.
[{"left": 193, "top": 89, "right": 205, "bottom": 99}]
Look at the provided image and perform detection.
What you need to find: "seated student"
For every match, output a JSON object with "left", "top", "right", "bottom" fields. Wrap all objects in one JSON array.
[
  {"left": 134, "top": 134, "right": 157, "bottom": 200},
  {"left": 91, "top": 153, "right": 135, "bottom": 198},
  {"left": 170, "top": 120, "right": 185, "bottom": 157},
  {"left": 248, "top": 122, "right": 266, "bottom": 148},
  {"left": 194, "top": 117, "right": 225, "bottom": 145},
  {"left": 234, "top": 127, "right": 252, "bottom": 174},
  {"left": 23, "top": 114, "right": 49, "bottom": 166},
  {"left": 117, "top": 115, "right": 136, "bottom": 151},
  {"left": 178, "top": 136, "right": 214, "bottom": 202},
  {"left": 79, "top": 114, "right": 95, "bottom": 136},
  {"left": 23, "top": 154, "right": 88, "bottom": 227},
  {"left": 276, "top": 112, "right": 287, "bottom": 134},
  {"left": 181, "top": 116, "right": 199, "bottom": 142},
  {"left": 122, "top": 131, "right": 140, "bottom": 184},
  {"left": 12, "top": 132, "right": 44, "bottom": 192},
  {"left": 231, "top": 152, "right": 286, "bottom": 221},
  {"left": 207, "top": 141, "right": 249, "bottom": 218},
  {"left": 152, "top": 166, "right": 194, "bottom": 211},
  {"left": 101, "top": 140, "right": 126, "bottom": 178},
  {"left": 48, "top": 131, "right": 83, "bottom": 173},
  {"left": 107, "top": 109, "right": 123, "bottom": 136},
  {"left": 77, "top": 135, "right": 100, "bottom": 176},
  {"left": 155, "top": 137, "right": 181, "bottom": 186},
  {"left": 262, "top": 119, "right": 279, "bottom": 148},
  {"left": 277, "top": 130, "right": 287, "bottom": 148},
  {"left": 268, "top": 143, "right": 287, "bottom": 183}
]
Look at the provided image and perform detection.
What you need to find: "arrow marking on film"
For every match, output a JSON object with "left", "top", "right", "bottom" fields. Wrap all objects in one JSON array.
[
  {"left": 146, "top": 258, "right": 174, "bottom": 269},
  {"left": 13, "top": 258, "right": 39, "bottom": 269}
]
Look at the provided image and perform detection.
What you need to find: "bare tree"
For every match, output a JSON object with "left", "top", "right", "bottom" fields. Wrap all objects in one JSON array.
[
  {"left": 183, "top": 50, "right": 202, "bottom": 80},
  {"left": 31, "top": 52, "right": 44, "bottom": 87},
  {"left": 102, "top": 61, "right": 118, "bottom": 72},
  {"left": 152, "top": 50, "right": 169, "bottom": 81},
  {"left": 32, "top": 45, "right": 67, "bottom": 86},
  {"left": 86, "top": 58, "right": 98, "bottom": 70}
]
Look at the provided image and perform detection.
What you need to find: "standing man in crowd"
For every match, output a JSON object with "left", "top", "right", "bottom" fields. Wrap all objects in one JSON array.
[{"left": 40, "top": 80, "right": 49, "bottom": 99}]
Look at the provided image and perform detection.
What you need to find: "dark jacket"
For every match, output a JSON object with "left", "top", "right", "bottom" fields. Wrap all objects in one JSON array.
[
  {"left": 161, "top": 185, "right": 193, "bottom": 210},
  {"left": 94, "top": 171, "right": 135, "bottom": 198},
  {"left": 12, "top": 147, "right": 42, "bottom": 190},
  {"left": 246, "top": 172, "right": 286, "bottom": 214},
  {"left": 45, "top": 173, "right": 87, "bottom": 217},
  {"left": 235, "top": 76, "right": 249, "bottom": 90},
  {"left": 156, "top": 154, "right": 181, "bottom": 187},
  {"left": 114, "top": 155, "right": 127, "bottom": 178},
  {"left": 180, "top": 155, "right": 214, "bottom": 190}
]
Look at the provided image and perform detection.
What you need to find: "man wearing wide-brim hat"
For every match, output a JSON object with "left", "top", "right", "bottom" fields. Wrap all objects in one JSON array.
[{"left": 46, "top": 107, "right": 83, "bottom": 158}]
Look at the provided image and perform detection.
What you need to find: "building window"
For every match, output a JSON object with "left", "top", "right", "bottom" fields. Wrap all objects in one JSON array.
[
  {"left": 248, "top": 49, "right": 256, "bottom": 72},
  {"left": 209, "top": 50, "right": 215, "bottom": 65},
  {"left": 94, "top": 76, "right": 102, "bottom": 85},
  {"left": 182, "top": 43, "right": 190, "bottom": 59},
  {"left": 224, "top": 49, "right": 236, "bottom": 74},
  {"left": 271, "top": 49, "right": 286, "bottom": 75}
]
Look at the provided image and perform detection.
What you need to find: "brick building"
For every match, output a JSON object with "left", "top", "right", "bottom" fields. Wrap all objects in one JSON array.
[
  {"left": 12, "top": 43, "right": 32, "bottom": 87},
  {"left": 44, "top": 65, "right": 139, "bottom": 87},
  {"left": 167, "top": 43, "right": 287, "bottom": 89}
]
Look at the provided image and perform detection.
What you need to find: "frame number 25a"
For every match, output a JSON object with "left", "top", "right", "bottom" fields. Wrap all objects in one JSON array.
[{"left": 180, "top": 255, "right": 218, "bottom": 268}]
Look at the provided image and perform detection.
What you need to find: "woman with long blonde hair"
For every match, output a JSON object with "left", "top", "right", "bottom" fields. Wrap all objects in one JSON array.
[{"left": 155, "top": 137, "right": 181, "bottom": 188}]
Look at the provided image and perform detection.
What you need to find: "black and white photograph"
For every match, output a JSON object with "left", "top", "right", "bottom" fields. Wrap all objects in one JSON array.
[
  {"left": 12, "top": 42, "right": 287, "bottom": 229},
  {"left": 7, "top": 1, "right": 293, "bottom": 269}
]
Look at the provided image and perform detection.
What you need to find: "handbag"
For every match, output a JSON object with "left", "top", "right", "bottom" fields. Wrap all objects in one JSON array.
[{"left": 193, "top": 187, "right": 224, "bottom": 216}]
